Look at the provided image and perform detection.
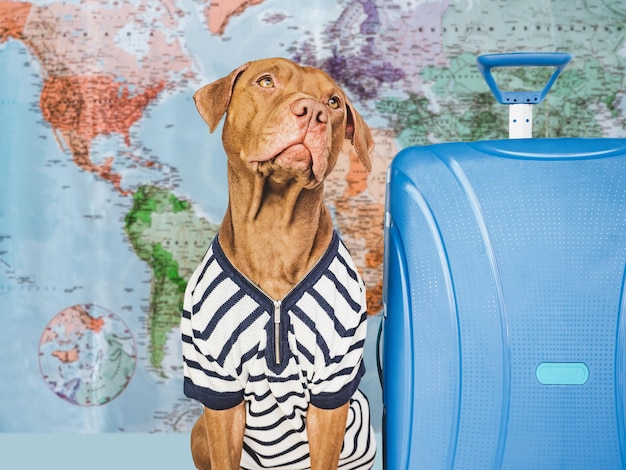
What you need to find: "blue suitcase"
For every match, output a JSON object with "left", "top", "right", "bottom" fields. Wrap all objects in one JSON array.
[{"left": 381, "top": 53, "right": 626, "bottom": 469}]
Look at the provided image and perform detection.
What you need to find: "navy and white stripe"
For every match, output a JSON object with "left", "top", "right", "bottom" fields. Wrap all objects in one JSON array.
[{"left": 181, "top": 231, "right": 376, "bottom": 469}]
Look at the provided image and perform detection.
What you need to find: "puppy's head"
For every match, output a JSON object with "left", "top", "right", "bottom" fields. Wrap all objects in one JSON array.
[{"left": 194, "top": 58, "right": 373, "bottom": 188}]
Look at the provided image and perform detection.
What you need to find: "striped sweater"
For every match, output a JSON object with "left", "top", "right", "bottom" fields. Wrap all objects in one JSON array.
[{"left": 181, "top": 231, "right": 376, "bottom": 469}]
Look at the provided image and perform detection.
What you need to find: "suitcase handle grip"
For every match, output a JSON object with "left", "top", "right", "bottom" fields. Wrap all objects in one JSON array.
[{"left": 477, "top": 52, "right": 572, "bottom": 105}]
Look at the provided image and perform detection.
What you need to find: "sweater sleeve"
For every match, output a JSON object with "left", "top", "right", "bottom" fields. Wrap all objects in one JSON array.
[
  {"left": 180, "top": 247, "right": 245, "bottom": 410},
  {"left": 308, "top": 246, "right": 369, "bottom": 410}
]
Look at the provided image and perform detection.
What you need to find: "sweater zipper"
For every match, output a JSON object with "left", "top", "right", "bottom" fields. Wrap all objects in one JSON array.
[
  {"left": 266, "top": 251, "right": 327, "bottom": 365},
  {"left": 234, "top": 272, "right": 290, "bottom": 366},
  {"left": 273, "top": 300, "right": 281, "bottom": 365},
  {"left": 233, "top": 244, "right": 332, "bottom": 366}
]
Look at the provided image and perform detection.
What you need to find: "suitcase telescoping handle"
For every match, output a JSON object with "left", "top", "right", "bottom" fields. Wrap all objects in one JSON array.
[{"left": 476, "top": 52, "right": 573, "bottom": 138}]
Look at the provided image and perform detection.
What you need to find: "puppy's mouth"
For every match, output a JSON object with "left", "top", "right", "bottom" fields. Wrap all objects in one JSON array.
[{"left": 251, "top": 143, "right": 328, "bottom": 183}]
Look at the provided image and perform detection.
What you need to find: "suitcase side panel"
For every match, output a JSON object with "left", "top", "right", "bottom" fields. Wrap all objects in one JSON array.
[
  {"left": 382, "top": 220, "right": 415, "bottom": 470},
  {"left": 383, "top": 147, "right": 508, "bottom": 469}
]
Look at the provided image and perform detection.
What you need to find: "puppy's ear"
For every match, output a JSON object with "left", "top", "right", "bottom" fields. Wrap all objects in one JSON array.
[
  {"left": 193, "top": 63, "right": 250, "bottom": 133},
  {"left": 345, "top": 100, "right": 374, "bottom": 172}
]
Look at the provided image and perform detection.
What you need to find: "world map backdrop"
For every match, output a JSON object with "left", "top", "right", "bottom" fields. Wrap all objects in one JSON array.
[{"left": 1, "top": 0, "right": 625, "bottom": 433}]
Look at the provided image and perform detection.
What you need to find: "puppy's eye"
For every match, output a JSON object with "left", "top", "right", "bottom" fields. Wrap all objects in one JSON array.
[
  {"left": 257, "top": 76, "right": 274, "bottom": 88},
  {"left": 327, "top": 96, "right": 341, "bottom": 109}
]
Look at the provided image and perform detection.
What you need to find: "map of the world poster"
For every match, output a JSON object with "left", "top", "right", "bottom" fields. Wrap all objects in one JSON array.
[{"left": 1, "top": 0, "right": 625, "bottom": 435}]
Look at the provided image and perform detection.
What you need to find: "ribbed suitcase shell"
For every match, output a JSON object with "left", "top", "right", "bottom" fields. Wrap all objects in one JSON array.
[{"left": 382, "top": 138, "right": 626, "bottom": 469}]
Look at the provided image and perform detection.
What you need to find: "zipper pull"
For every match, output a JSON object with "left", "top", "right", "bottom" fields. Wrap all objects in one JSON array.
[{"left": 273, "top": 300, "right": 281, "bottom": 365}]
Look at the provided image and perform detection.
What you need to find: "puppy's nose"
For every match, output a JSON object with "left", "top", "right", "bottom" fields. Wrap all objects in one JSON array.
[{"left": 291, "top": 98, "right": 328, "bottom": 125}]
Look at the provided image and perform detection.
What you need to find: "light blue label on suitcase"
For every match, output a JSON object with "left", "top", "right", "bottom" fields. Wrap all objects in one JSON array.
[{"left": 536, "top": 362, "right": 589, "bottom": 385}]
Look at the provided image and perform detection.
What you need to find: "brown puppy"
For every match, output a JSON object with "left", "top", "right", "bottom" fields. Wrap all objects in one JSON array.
[{"left": 182, "top": 57, "right": 375, "bottom": 470}]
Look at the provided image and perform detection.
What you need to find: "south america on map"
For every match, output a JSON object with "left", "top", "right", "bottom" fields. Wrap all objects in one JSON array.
[{"left": 0, "top": 0, "right": 624, "bottom": 433}]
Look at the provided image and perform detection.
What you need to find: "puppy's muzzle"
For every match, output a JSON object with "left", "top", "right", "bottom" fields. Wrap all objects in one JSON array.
[{"left": 285, "top": 98, "right": 332, "bottom": 182}]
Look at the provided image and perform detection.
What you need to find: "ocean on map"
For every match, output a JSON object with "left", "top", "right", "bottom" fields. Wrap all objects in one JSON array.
[{"left": 0, "top": 39, "right": 176, "bottom": 432}]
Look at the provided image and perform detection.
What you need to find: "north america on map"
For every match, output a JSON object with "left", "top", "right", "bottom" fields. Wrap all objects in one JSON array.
[{"left": 0, "top": 0, "right": 624, "bottom": 433}]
